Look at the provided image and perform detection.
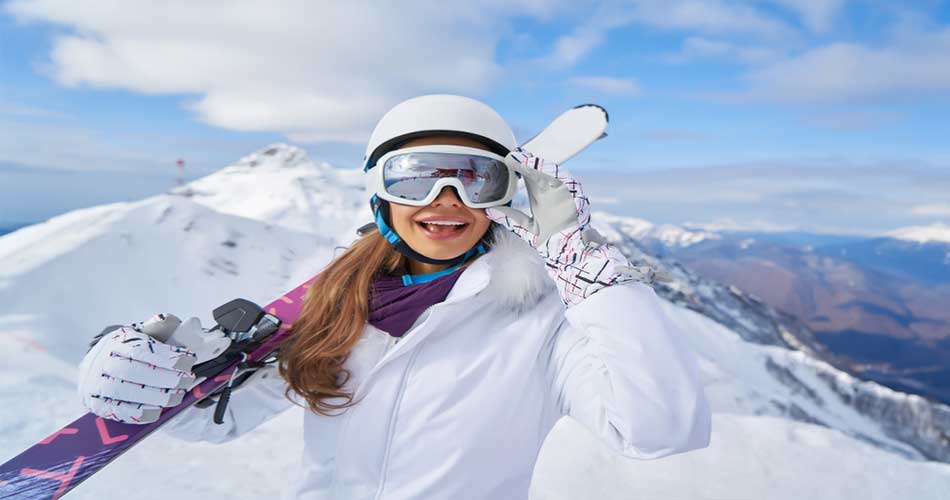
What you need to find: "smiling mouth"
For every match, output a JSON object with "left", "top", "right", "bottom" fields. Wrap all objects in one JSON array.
[
  {"left": 416, "top": 219, "right": 469, "bottom": 241},
  {"left": 416, "top": 220, "right": 469, "bottom": 236}
]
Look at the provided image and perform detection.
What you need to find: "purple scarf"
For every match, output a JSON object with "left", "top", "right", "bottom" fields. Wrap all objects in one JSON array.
[{"left": 368, "top": 269, "right": 464, "bottom": 337}]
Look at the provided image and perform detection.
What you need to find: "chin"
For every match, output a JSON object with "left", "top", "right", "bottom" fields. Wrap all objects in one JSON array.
[
  {"left": 406, "top": 232, "right": 484, "bottom": 263},
  {"left": 392, "top": 215, "right": 491, "bottom": 264},
  {"left": 413, "top": 243, "right": 472, "bottom": 261}
]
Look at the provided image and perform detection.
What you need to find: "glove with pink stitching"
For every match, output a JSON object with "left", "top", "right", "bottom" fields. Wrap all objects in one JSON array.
[
  {"left": 486, "top": 148, "right": 669, "bottom": 307},
  {"left": 78, "top": 314, "right": 199, "bottom": 424}
]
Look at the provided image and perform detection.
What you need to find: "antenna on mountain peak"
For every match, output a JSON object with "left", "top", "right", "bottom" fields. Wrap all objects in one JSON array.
[{"left": 175, "top": 159, "right": 186, "bottom": 187}]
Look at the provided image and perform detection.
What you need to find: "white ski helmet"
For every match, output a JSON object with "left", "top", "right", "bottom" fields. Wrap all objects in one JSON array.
[
  {"left": 360, "top": 94, "right": 515, "bottom": 267},
  {"left": 363, "top": 94, "right": 517, "bottom": 171}
]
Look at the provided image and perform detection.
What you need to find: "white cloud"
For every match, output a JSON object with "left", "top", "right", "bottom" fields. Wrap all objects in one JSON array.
[
  {"left": 671, "top": 36, "right": 782, "bottom": 64},
  {"left": 589, "top": 195, "right": 620, "bottom": 205},
  {"left": 886, "top": 222, "right": 950, "bottom": 243},
  {"left": 534, "top": 0, "right": 797, "bottom": 71},
  {"left": 655, "top": 2, "right": 846, "bottom": 69},
  {"left": 579, "top": 161, "right": 950, "bottom": 235},
  {"left": 567, "top": 76, "right": 641, "bottom": 96},
  {"left": 0, "top": 119, "right": 167, "bottom": 172},
  {"left": 682, "top": 216, "right": 797, "bottom": 233},
  {"left": 7, "top": 0, "right": 575, "bottom": 144},
  {"left": 767, "top": 0, "right": 846, "bottom": 33},
  {"left": 744, "top": 32, "right": 950, "bottom": 102},
  {"left": 535, "top": 2, "right": 637, "bottom": 69},
  {"left": 628, "top": 0, "right": 795, "bottom": 40},
  {"left": 911, "top": 204, "right": 950, "bottom": 217},
  {"left": 0, "top": 116, "right": 275, "bottom": 174}
]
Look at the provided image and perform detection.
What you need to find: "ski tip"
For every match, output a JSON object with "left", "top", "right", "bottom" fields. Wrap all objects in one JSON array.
[{"left": 571, "top": 103, "right": 608, "bottom": 123}]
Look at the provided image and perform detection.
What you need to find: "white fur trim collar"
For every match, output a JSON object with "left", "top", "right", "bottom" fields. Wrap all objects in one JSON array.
[{"left": 478, "top": 225, "right": 554, "bottom": 312}]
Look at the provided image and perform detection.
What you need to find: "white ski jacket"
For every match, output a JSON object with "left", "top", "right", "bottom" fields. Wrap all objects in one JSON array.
[{"left": 163, "top": 230, "right": 711, "bottom": 499}]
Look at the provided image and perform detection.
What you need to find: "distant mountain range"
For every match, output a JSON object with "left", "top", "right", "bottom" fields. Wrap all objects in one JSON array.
[{"left": 606, "top": 213, "right": 950, "bottom": 406}]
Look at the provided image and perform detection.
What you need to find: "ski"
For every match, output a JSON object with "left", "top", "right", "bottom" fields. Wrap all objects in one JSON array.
[
  {"left": 0, "top": 103, "right": 609, "bottom": 499},
  {"left": 520, "top": 104, "right": 608, "bottom": 164}
]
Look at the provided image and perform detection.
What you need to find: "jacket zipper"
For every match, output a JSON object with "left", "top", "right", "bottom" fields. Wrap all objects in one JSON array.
[
  {"left": 373, "top": 344, "right": 424, "bottom": 499},
  {"left": 331, "top": 299, "right": 469, "bottom": 496},
  {"left": 329, "top": 330, "right": 401, "bottom": 497}
]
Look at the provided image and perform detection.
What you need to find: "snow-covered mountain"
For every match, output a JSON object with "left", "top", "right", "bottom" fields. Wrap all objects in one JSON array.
[
  {"left": 174, "top": 144, "right": 367, "bottom": 236},
  {"left": 594, "top": 212, "right": 721, "bottom": 249},
  {"left": 629, "top": 217, "right": 950, "bottom": 408},
  {"left": 887, "top": 222, "right": 950, "bottom": 244},
  {"left": 1, "top": 144, "right": 948, "bottom": 499},
  {"left": 595, "top": 218, "right": 950, "bottom": 463}
]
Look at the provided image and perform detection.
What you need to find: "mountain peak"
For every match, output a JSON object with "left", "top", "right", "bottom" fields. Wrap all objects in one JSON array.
[
  {"left": 170, "top": 142, "right": 367, "bottom": 237},
  {"left": 886, "top": 222, "right": 950, "bottom": 244},
  {"left": 232, "top": 143, "right": 312, "bottom": 170},
  {"left": 593, "top": 211, "right": 720, "bottom": 248}
]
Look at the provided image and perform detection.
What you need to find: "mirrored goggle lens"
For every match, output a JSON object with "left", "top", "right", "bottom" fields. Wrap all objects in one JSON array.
[{"left": 382, "top": 152, "right": 510, "bottom": 203}]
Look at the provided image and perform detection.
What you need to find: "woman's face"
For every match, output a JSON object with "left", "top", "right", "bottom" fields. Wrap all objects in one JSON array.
[{"left": 388, "top": 135, "right": 494, "bottom": 263}]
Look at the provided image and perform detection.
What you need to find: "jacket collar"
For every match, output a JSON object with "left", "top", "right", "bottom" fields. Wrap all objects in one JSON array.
[
  {"left": 445, "top": 225, "right": 553, "bottom": 311},
  {"left": 365, "top": 226, "right": 553, "bottom": 378}
]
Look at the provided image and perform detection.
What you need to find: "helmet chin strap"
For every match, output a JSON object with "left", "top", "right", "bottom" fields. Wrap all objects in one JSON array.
[{"left": 370, "top": 196, "right": 490, "bottom": 267}]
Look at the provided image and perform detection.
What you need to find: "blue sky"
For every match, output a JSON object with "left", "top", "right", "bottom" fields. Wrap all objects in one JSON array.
[{"left": 2, "top": 0, "right": 949, "bottom": 234}]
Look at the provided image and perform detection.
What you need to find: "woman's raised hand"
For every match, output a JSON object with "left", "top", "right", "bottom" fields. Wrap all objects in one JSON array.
[{"left": 486, "top": 148, "right": 669, "bottom": 306}]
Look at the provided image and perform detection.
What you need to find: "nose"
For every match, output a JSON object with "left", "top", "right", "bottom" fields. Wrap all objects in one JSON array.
[{"left": 430, "top": 186, "right": 462, "bottom": 207}]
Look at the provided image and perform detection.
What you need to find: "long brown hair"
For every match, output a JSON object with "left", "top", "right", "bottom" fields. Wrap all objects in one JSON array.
[
  {"left": 279, "top": 225, "right": 491, "bottom": 415},
  {"left": 279, "top": 229, "right": 405, "bottom": 416},
  {"left": 280, "top": 132, "right": 497, "bottom": 415}
]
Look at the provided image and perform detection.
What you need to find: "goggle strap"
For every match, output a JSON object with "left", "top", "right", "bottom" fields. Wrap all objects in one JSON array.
[
  {"left": 374, "top": 209, "right": 402, "bottom": 245},
  {"left": 400, "top": 243, "right": 486, "bottom": 286}
]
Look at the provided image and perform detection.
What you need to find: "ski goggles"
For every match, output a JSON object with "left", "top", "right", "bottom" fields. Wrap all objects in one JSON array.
[{"left": 366, "top": 145, "right": 518, "bottom": 208}]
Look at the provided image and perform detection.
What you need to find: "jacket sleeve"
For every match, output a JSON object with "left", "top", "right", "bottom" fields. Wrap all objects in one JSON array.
[
  {"left": 162, "top": 364, "right": 297, "bottom": 444},
  {"left": 542, "top": 281, "right": 711, "bottom": 459}
]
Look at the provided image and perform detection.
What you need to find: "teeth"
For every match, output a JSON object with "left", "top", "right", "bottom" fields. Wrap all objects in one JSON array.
[{"left": 422, "top": 221, "right": 465, "bottom": 226}]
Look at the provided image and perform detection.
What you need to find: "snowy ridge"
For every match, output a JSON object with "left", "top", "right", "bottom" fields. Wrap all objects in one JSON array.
[
  {"left": 593, "top": 213, "right": 823, "bottom": 348},
  {"left": 595, "top": 212, "right": 720, "bottom": 248},
  {"left": 594, "top": 211, "right": 950, "bottom": 463},
  {"left": 886, "top": 222, "right": 950, "bottom": 244},
  {"left": 1, "top": 144, "right": 948, "bottom": 499},
  {"left": 0, "top": 196, "right": 338, "bottom": 363},
  {"left": 174, "top": 143, "right": 368, "bottom": 237}
]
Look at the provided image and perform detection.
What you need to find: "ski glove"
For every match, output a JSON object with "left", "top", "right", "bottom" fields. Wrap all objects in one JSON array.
[
  {"left": 486, "top": 148, "right": 668, "bottom": 307},
  {"left": 78, "top": 314, "right": 199, "bottom": 424}
]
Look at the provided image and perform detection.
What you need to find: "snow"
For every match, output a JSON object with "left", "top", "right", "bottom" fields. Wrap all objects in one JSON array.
[
  {"left": 594, "top": 211, "right": 720, "bottom": 248},
  {"left": 2, "top": 143, "right": 949, "bottom": 499},
  {"left": 886, "top": 222, "right": 950, "bottom": 244},
  {"left": 0, "top": 195, "right": 340, "bottom": 364},
  {"left": 176, "top": 143, "right": 368, "bottom": 237},
  {"left": 533, "top": 414, "right": 950, "bottom": 500}
]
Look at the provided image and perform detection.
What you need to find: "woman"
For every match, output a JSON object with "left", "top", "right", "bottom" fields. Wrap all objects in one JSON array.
[{"left": 78, "top": 94, "right": 711, "bottom": 499}]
